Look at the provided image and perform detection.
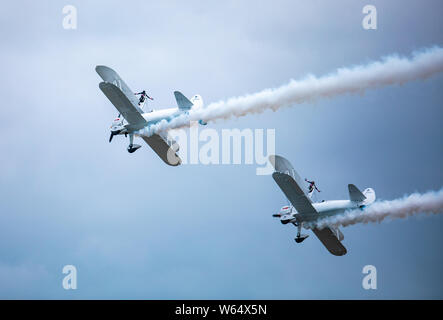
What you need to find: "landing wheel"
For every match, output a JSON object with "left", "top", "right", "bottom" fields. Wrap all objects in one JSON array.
[
  {"left": 295, "top": 221, "right": 309, "bottom": 243},
  {"left": 295, "top": 234, "right": 309, "bottom": 243},
  {"left": 127, "top": 144, "right": 141, "bottom": 153},
  {"left": 127, "top": 133, "right": 141, "bottom": 153}
]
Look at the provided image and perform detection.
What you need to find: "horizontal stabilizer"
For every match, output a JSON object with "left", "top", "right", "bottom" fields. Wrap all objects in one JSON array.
[
  {"left": 348, "top": 184, "right": 366, "bottom": 202},
  {"left": 174, "top": 91, "right": 193, "bottom": 110}
]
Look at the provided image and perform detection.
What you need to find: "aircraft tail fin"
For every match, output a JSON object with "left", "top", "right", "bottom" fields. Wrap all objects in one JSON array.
[
  {"left": 348, "top": 184, "right": 366, "bottom": 202},
  {"left": 269, "top": 155, "right": 311, "bottom": 200},
  {"left": 174, "top": 92, "right": 206, "bottom": 124},
  {"left": 174, "top": 91, "right": 193, "bottom": 110}
]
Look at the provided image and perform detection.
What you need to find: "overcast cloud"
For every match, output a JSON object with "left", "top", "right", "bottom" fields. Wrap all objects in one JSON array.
[{"left": 0, "top": 0, "right": 442, "bottom": 299}]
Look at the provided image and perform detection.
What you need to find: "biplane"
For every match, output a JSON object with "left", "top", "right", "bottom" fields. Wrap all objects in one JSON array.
[
  {"left": 269, "top": 155, "right": 376, "bottom": 256},
  {"left": 96, "top": 65, "right": 204, "bottom": 166}
]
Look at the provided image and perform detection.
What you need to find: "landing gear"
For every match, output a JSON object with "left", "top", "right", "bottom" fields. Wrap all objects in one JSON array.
[
  {"left": 295, "top": 234, "right": 309, "bottom": 243},
  {"left": 127, "top": 133, "right": 141, "bottom": 153},
  {"left": 295, "top": 222, "right": 309, "bottom": 243},
  {"left": 127, "top": 144, "right": 141, "bottom": 153}
]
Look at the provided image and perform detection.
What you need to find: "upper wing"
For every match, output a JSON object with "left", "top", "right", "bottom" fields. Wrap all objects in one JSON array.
[
  {"left": 269, "top": 155, "right": 318, "bottom": 221},
  {"left": 97, "top": 65, "right": 146, "bottom": 127},
  {"left": 272, "top": 172, "right": 318, "bottom": 221},
  {"left": 141, "top": 134, "right": 181, "bottom": 166},
  {"left": 96, "top": 65, "right": 142, "bottom": 111},
  {"left": 312, "top": 227, "right": 347, "bottom": 256},
  {"left": 269, "top": 155, "right": 311, "bottom": 199},
  {"left": 99, "top": 82, "right": 147, "bottom": 127}
]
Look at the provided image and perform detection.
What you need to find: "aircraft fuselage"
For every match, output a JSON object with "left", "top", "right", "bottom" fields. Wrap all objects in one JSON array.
[
  {"left": 111, "top": 107, "right": 184, "bottom": 136},
  {"left": 279, "top": 199, "right": 364, "bottom": 225},
  {"left": 141, "top": 107, "right": 182, "bottom": 124}
]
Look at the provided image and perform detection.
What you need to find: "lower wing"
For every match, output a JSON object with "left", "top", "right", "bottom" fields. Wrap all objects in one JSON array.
[
  {"left": 141, "top": 134, "right": 181, "bottom": 166},
  {"left": 312, "top": 227, "right": 347, "bottom": 256}
]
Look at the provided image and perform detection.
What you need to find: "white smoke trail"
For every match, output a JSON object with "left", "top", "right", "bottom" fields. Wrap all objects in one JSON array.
[
  {"left": 312, "top": 188, "right": 443, "bottom": 229},
  {"left": 142, "top": 46, "right": 443, "bottom": 136}
]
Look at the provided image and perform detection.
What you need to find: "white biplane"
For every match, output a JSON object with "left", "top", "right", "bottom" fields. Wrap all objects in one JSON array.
[
  {"left": 269, "top": 155, "right": 376, "bottom": 256},
  {"left": 96, "top": 65, "right": 205, "bottom": 166}
]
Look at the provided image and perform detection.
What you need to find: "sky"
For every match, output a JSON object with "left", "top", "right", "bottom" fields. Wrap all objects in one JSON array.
[{"left": 0, "top": 0, "right": 442, "bottom": 299}]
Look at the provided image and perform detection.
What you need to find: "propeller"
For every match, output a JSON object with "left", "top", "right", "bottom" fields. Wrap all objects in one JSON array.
[{"left": 109, "top": 129, "right": 123, "bottom": 143}]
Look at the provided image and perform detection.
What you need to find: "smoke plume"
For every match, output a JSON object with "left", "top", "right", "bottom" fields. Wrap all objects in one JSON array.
[
  {"left": 312, "top": 188, "right": 443, "bottom": 229},
  {"left": 142, "top": 46, "right": 443, "bottom": 136}
]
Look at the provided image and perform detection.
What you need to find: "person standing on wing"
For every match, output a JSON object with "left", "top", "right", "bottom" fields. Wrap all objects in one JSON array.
[
  {"left": 135, "top": 90, "right": 153, "bottom": 106},
  {"left": 305, "top": 178, "right": 321, "bottom": 193}
]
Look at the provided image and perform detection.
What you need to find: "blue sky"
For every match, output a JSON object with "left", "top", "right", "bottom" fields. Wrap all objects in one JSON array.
[{"left": 0, "top": 0, "right": 442, "bottom": 299}]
